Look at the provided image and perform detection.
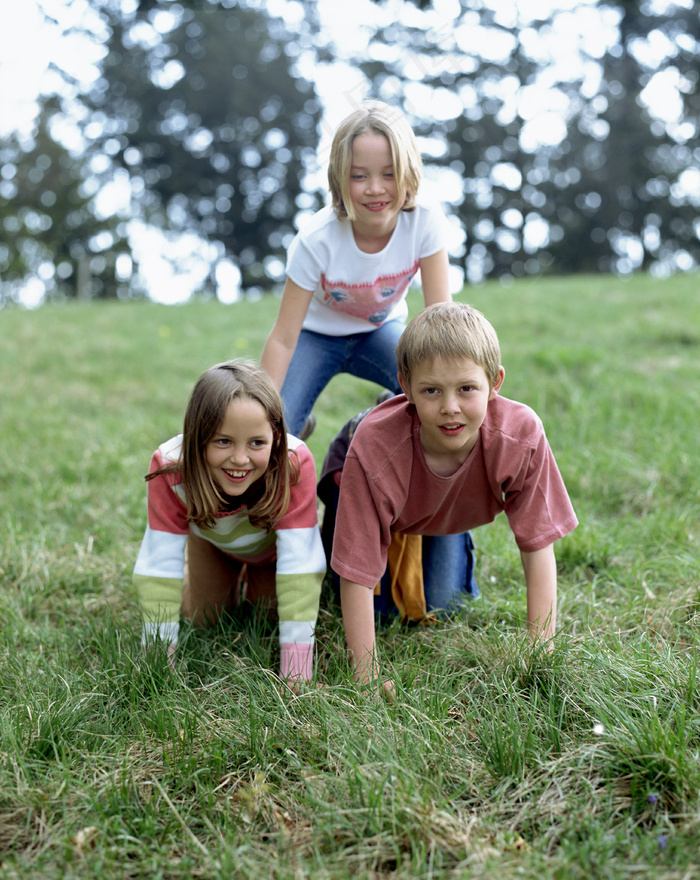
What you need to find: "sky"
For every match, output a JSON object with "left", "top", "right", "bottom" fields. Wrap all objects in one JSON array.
[{"left": 0, "top": 0, "right": 692, "bottom": 306}]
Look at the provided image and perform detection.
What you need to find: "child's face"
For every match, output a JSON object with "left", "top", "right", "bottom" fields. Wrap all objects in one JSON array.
[
  {"left": 399, "top": 356, "right": 505, "bottom": 474},
  {"left": 205, "top": 397, "right": 274, "bottom": 499},
  {"left": 348, "top": 131, "right": 403, "bottom": 240}
]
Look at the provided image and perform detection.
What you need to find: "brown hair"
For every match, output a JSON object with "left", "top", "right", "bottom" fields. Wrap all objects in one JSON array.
[
  {"left": 147, "top": 361, "right": 297, "bottom": 530},
  {"left": 396, "top": 302, "right": 502, "bottom": 389},
  {"left": 328, "top": 100, "right": 423, "bottom": 221}
]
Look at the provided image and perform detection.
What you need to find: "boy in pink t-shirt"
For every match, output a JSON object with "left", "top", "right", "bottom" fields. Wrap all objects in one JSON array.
[{"left": 332, "top": 302, "right": 578, "bottom": 691}]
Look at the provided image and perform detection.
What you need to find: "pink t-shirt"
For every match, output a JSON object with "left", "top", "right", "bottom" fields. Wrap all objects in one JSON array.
[{"left": 331, "top": 395, "right": 578, "bottom": 589}]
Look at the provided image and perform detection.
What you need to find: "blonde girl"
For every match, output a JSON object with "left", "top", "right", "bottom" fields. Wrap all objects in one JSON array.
[
  {"left": 260, "top": 99, "right": 452, "bottom": 437},
  {"left": 260, "top": 100, "right": 477, "bottom": 612},
  {"left": 133, "top": 361, "right": 326, "bottom": 681}
]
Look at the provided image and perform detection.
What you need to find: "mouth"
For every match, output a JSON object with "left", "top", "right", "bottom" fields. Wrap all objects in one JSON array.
[
  {"left": 439, "top": 424, "right": 465, "bottom": 436},
  {"left": 364, "top": 201, "right": 389, "bottom": 212},
  {"left": 223, "top": 468, "right": 250, "bottom": 482}
]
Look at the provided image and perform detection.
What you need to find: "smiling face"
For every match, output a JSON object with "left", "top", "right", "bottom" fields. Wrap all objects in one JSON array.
[
  {"left": 399, "top": 355, "right": 505, "bottom": 476},
  {"left": 347, "top": 130, "right": 404, "bottom": 249},
  {"left": 204, "top": 396, "right": 274, "bottom": 499}
]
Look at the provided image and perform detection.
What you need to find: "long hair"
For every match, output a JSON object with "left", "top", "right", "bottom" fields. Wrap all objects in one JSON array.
[
  {"left": 147, "top": 361, "right": 297, "bottom": 530},
  {"left": 328, "top": 100, "right": 423, "bottom": 221}
]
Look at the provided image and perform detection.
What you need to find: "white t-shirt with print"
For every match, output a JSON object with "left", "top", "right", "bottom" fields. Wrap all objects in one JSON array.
[{"left": 286, "top": 201, "right": 450, "bottom": 336}]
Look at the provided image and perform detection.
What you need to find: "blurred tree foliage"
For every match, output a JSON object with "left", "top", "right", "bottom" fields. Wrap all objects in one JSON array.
[
  {"left": 0, "top": 95, "right": 129, "bottom": 303},
  {"left": 365, "top": 0, "right": 700, "bottom": 281},
  {"left": 0, "top": 0, "right": 323, "bottom": 303},
  {"left": 88, "top": 0, "right": 322, "bottom": 291},
  {"left": 1, "top": 0, "right": 698, "bottom": 303}
]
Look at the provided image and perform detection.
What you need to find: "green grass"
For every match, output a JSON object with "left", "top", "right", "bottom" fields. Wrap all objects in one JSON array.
[{"left": 1, "top": 273, "right": 698, "bottom": 878}]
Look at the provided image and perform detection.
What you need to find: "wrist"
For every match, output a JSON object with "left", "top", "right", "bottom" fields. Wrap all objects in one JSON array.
[{"left": 280, "top": 642, "right": 314, "bottom": 681}]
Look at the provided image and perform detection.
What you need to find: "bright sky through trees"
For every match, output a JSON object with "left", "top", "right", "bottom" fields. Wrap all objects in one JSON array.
[{"left": 0, "top": 0, "right": 694, "bottom": 306}]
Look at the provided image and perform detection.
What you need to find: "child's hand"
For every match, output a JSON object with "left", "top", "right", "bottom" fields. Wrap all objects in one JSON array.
[
  {"left": 357, "top": 677, "right": 395, "bottom": 702},
  {"left": 166, "top": 642, "right": 177, "bottom": 670},
  {"left": 281, "top": 677, "right": 325, "bottom": 696},
  {"left": 380, "top": 678, "right": 395, "bottom": 701},
  {"left": 143, "top": 640, "right": 177, "bottom": 671}
]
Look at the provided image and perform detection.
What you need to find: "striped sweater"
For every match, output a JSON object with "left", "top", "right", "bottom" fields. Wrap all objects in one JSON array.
[{"left": 133, "top": 433, "right": 326, "bottom": 677}]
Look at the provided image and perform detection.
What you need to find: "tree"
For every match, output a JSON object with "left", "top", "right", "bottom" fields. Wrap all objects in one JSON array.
[
  {"left": 0, "top": 93, "right": 129, "bottom": 305},
  {"left": 83, "top": 0, "right": 323, "bottom": 292},
  {"left": 364, "top": 0, "right": 700, "bottom": 280},
  {"left": 542, "top": 1, "right": 700, "bottom": 276},
  {"left": 0, "top": 0, "right": 324, "bottom": 303}
]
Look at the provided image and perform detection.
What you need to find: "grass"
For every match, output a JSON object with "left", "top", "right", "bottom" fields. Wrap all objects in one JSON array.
[{"left": 0, "top": 272, "right": 699, "bottom": 878}]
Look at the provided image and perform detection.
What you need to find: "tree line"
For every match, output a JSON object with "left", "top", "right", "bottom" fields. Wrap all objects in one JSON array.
[{"left": 0, "top": 0, "right": 697, "bottom": 304}]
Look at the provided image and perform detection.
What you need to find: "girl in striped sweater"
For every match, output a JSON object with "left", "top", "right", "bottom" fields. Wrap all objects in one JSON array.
[{"left": 133, "top": 360, "right": 326, "bottom": 681}]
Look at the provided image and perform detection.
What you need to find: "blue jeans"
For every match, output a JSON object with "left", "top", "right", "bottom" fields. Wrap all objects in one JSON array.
[
  {"left": 374, "top": 532, "right": 479, "bottom": 620},
  {"left": 281, "top": 322, "right": 405, "bottom": 436}
]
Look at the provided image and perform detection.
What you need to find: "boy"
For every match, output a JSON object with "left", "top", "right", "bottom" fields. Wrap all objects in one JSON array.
[{"left": 331, "top": 302, "right": 578, "bottom": 686}]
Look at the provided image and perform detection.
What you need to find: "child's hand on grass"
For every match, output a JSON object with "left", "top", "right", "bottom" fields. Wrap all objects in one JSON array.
[
  {"left": 282, "top": 677, "right": 326, "bottom": 695},
  {"left": 358, "top": 676, "right": 395, "bottom": 702},
  {"left": 142, "top": 640, "right": 177, "bottom": 671}
]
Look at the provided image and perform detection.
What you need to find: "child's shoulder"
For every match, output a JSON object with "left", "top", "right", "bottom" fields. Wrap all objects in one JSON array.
[
  {"left": 483, "top": 395, "right": 544, "bottom": 442},
  {"left": 296, "top": 204, "right": 340, "bottom": 239},
  {"left": 350, "top": 397, "right": 415, "bottom": 465},
  {"left": 155, "top": 434, "right": 183, "bottom": 465},
  {"left": 286, "top": 434, "right": 317, "bottom": 470}
]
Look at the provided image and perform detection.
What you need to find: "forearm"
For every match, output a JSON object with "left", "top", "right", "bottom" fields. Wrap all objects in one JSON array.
[
  {"left": 340, "top": 578, "right": 379, "bottom": 683},
  {"left": 259, "top": 279, "right": 313, "bottom": 390},
  {"left": 260, "top": 333, "right": 296, "bottom": 390},
  {"left": 419, "top": 249, "right": 451, "bottom": 306},
  {"left": 521, "top": 545, "right": 558, "bottom": 643}
]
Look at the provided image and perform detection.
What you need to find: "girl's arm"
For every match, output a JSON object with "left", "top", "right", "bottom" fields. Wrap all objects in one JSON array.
[
  {"left": 274, "top": 441, "right": 326, "bottom": 681},
  {"left": 260, "top": 278, "right": 314, "bottom": 390},
  {"left": 520, "top": 544, "right": 558, "bottom": 646},
  {"left": 418, "top": 248, "right": 451, "bottom": 306}
]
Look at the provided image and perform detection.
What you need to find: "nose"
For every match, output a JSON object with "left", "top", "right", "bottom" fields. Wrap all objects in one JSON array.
[
  {"left": 365, "top": 175, "right": 385, "bottom": 194},
  {"left": 441, "top": 392, "right": 460, "bottom": 414},
  {"left": 227, "top": 445, "right": 248, "bottom": 465}
]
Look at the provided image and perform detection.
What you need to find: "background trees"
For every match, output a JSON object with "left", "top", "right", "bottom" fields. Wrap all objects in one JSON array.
[
  {"left": 363, "top": 0, "right": 700, "bottom": 282},
  {"left": 1, "top": 0, "right": 323, "bottom": 304},
  {"left": 1, "top": 0, "right": 697, "bottom": 304}
]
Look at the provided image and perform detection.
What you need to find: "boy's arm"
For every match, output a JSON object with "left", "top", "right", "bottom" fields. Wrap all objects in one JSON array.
[
  {"left": 418, "top": 249, "right": 451, "bottom": 306},
  {"left": 340, "top": 578, "right": 395, "bottom": 697},
  {"left": 520, "top": 544, "right": 558, "bottom": 645},
  {"left": 260, "top": 278, "right": 314, "bottom": 390},
  {"left": 340, "top": 578, "right": 378, "bottom": 682}
]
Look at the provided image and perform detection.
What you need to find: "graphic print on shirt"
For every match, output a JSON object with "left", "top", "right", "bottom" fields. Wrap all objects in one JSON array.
[{"left": 321, "top": 261, "right": 418, "bottom": 325}]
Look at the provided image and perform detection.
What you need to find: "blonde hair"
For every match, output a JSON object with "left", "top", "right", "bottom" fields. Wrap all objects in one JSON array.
[
  {"left": 146, "top": 361, "right": 297, "bottom": 530},
  {"left": 396, "top": 303, "right": 502, "bottom": 389},
  {"left": 328, "top": 100, "right": 423, "bottom": 221}
]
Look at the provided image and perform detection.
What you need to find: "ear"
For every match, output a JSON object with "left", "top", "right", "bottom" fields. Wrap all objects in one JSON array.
[
  {"left": 397, "top": 373, "right": 413, "bottom": 402},
  {"left": 489, "top": 366, "right": 505, "bottom": 400}
]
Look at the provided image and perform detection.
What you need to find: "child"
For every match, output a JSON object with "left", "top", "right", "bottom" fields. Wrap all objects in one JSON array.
[
  {"left": 331, "top": 302, "right": 579, "bottom": 687},
  {"left": 133, "top": 361, "right": 326, "bottom": 681},
  {"left": 259, "top": 99, "right": 475, "bottom": 604},
  {"left": 259, "top": 99, "right": 452, "bottom": 436}
]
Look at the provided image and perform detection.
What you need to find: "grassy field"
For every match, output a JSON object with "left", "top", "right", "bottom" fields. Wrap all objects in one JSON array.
[{"left": 1, "top": 272, "right": 698, "bottom": 878}]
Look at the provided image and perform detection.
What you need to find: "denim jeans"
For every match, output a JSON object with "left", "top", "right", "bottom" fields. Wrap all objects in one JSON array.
[
  {"left": 374, "top": 532, "right": 479, "bottom": 620},
  {"left": 323, "top": 478, "right": 479, "bottom": 621},
  {"left": 280, "top": 322, "right": 406, "bottom": 436}
]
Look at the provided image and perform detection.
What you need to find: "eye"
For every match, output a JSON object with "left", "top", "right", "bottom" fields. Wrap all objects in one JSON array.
[
  {"left": 424, "top": 387, "right": 439, "bottom": 396},
  {"left": 214, "top": 438, "right": 231, "bottom": 447},
  {"left": 250, "top": 439, "right": 265, "bottom": 448},
  {"left": 460, "top": 385, "right": 475, "bottom": 393}
]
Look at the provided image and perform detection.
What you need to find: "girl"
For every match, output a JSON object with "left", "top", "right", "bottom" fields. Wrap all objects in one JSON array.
[
  {"left": 260, "top": 99, "right": 452, "bottom": 436},
  {"left": 133, "top": 361, "right": 326, "bottom": 681},
  {"left": 260, "top": 99, "right": 477, "bottom": 614}
]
